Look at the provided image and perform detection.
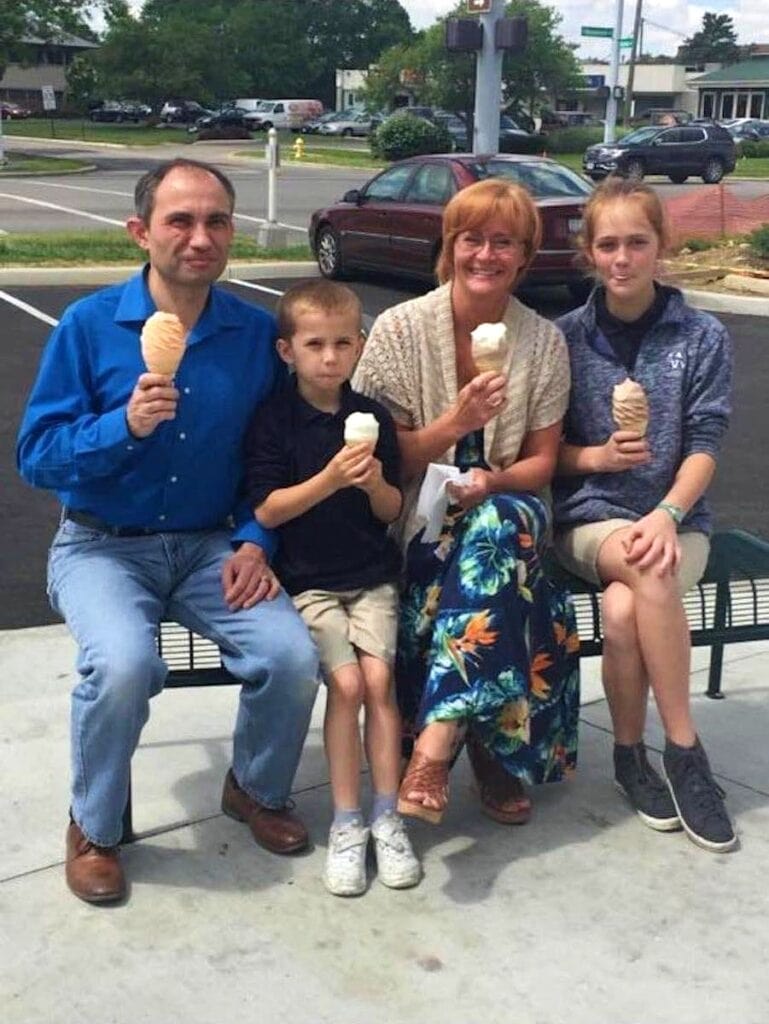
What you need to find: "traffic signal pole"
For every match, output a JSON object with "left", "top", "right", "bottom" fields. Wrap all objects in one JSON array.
[
  {"left": 473, "top": 0, "right": 505, "bottom": 153},
  {"left": 604, "top": 0, "right": 625, "bottom": 144}
]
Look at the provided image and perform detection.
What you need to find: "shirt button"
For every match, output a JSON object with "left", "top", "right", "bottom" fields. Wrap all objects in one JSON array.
[
  {"left": 159, "top": 514, "right": 166, "bottom": 522},
  {"left": 183, "top": 387, "right": 191, "bottom": 394},
  {"left": 179, "top": 432, "right": 186, "bottom": 440},
  {"left": 126, "top": 445, "right": 134, "bottom": 451},
  {"left": 170, "top": 476, "right": 178, "bottom": 483}
]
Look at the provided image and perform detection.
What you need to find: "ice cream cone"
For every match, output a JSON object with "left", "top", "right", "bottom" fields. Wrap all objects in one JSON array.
[
  {"left": 612, "top": 378, "right": 649, "bottom": 436},
  {"left": 344, "top": 411, "right": 379, "bottom": 447},
  {"left": 471, "top": 322, "right": 508, "bottom": 374},
  {"left": 141, "top": 311, "right": 187, "bottom": 376}
]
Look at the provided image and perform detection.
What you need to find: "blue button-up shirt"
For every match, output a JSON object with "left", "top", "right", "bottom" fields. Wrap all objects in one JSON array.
[{"left": 17, "top": 268, "right": 283, "bottom": 553}]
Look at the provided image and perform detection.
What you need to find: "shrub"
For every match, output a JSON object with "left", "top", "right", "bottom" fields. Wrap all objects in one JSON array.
[
  {"left": 679, "top": 237, "right": 717, "bottom": 253},
  {"left": 499, "top": 131, "right": 548, "bottom": 155},
  {"left": 542, "top": 126, "right": 607, "bottom": 153},
  {"left": 738, "top": 140, "right": 769, "bottom": 159},
  {"left": 748, "top": 223, "right": 769, "bottom": 260},
  {"left": 371, "top": 112, "right": 453, "bottom": 161}
]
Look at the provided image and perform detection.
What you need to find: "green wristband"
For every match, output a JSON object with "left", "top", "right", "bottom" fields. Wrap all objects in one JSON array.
[{"left": 656, "top": 502, "right": 684, "bottom": 526}]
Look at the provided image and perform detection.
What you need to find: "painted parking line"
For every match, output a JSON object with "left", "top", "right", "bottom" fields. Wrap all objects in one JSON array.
[
  {"left": 0, "top": 192, "right": 124, "bottom": 227},
  {"left": 16, "top": 181, "right": 306, "bottom": 233},
  {"left": 0, "top": 289, "right": 59, "bottom": 326}
]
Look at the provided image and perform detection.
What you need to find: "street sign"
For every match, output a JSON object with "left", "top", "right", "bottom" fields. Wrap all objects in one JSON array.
[
  {"left": 467, "top": 0, "right": 492, "bottom": 12},
  {"left": 619, "top": 37, "right": 634, "bottom": 48},
  {"left": 41, "top": 85, "right": 56, "bottom": 111},
  {"left": 581, "top": 26, "right": 613, "bottom": 38}
]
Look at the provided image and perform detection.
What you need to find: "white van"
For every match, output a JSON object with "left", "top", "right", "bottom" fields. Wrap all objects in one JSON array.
[
  {"left": 245, "top": 99, "right": 323, "bottom": 132},
  {"left": 234, "top": 98, "right": 264, "bottom": 114}
]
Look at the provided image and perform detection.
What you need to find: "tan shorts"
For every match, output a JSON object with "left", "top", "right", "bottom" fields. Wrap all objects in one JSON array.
[
  {"left": 292, "top": 583, "right": 399, "bottom": 676},
  {"left": 554, "top": 519, "right": 710, "bottom": 595}
]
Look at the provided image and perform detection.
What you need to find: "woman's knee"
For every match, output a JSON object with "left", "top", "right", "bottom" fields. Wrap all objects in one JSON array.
[{"left": 601, "top": 583, "right": 637, "bottom": 646}]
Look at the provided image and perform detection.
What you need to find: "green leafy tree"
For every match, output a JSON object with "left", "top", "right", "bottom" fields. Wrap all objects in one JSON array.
[
  {"left": 0, "top": 0, "right": 96, "bottom": 79},
  {"left": 364, "top": 0, "right": 579, "bottom": 125},
  {"left": 65, "top": 52, "right": 101, "bottom": 112},
  {"left": 679, "top": 13, "right": 740, "bottom": 65}
]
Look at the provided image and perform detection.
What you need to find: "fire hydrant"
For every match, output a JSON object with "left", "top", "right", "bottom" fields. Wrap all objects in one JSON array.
[{"left": 292, "top": 136, "right": 305, "bottom": 160}]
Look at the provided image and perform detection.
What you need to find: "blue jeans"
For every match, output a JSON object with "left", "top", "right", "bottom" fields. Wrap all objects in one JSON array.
[{"left": 48, "top": 519, "right": 319, "bottom": 846}]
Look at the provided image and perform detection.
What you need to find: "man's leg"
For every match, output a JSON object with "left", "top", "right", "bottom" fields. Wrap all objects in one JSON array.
[
  {"left": 49, "top": 527, "right": 170, "bottom": 849},
  {"left": 168, "top": 532, "right": 319, "bottom": 812}
]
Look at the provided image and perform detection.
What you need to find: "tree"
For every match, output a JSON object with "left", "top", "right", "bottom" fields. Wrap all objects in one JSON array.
[
  {"left": 678, "top": 13, "right": 740, "bottom": 65},
  {"left": 0, "top": 0, "right": 95, "bottom": 80},
  {"left": 364, "top": 0, "right": 580, "bottom": 123}
]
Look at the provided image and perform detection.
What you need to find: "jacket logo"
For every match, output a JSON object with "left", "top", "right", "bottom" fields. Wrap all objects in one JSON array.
[{"left": 668, "top": 349, "right": 685, "bottom": 371}]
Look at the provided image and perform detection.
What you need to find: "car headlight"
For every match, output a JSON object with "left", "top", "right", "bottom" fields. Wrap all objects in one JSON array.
[{"left": 601, "top": 148, "right": 623, "bottom": 158}]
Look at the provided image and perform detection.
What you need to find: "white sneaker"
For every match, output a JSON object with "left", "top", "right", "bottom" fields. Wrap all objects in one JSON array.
[
  {"left": 371, "top": 811, "right": 421, "bottom": 889},
  {"left": 323, "top": 821, "right": 370, "bottom": 897}
]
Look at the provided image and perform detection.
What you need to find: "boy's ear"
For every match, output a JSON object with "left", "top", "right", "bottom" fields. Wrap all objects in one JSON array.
[{"left": 276, "top": 338, "right": 294, "bottom": 365}]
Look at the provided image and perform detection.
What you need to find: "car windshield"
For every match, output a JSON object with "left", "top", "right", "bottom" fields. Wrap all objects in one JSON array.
[
  {"left": 619, "top": 126, "right": 661, "bottom": 145},
  {"left": 475, "top": 160, "right": 592, "bottom": 198}
]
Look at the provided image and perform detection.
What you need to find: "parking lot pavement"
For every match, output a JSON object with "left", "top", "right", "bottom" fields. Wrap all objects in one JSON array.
[{"left": 2, "top": 278, "right": 768, "bottom": 630}]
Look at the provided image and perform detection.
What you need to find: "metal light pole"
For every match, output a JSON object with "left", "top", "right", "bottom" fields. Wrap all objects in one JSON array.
[
  {"left": 473, "top": 0, "right": 505, "bottom": 153},
  {"left": 624, "top": 0, "right": 644, "bottom": 124},
  {"left": 604, "top": 0, "right": 625, "bottom": 144}
]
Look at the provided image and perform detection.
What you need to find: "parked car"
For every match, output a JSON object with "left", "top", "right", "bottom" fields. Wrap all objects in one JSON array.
[
  {"left": 583, "top": 122, "right": 736, "bottom": 183},
  {"left": 89, "top": 100, "right": 150, "bottom": 123},
  {"left": 244, "top": 99, "right": 323, "bottom": 132},
  {"left": 189, "top": 108, "right": 252, "bottom": 141},
  {"left": 723, "top": 118, "right": 769, "bottom": 142},
  {"left": 542, "top": 110, "right": 602, "bottom": 129},
  {"left": 434, "top": 113, "right": 542, "bottom": 154},
  {"left": 160, "top": 99, "right": 212, "bottom": 124},
  {"left": 309, "top": 153, "right": 592, "bottom": 297},
  {"left": 0, "top": 101, "right": 32, "bottom": 119},
  {"left": 303, "top": 111, "right": 342, "bottom": 134},
  {"left": 317, "top": 111, "right": 382, "bottom": 137}
]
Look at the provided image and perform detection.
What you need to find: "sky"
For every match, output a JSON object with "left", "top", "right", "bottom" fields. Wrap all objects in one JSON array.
[{"left": 403, "top": 1, "right": 765, "bottom": 59}]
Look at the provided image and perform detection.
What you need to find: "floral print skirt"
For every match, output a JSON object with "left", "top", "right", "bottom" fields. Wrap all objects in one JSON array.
[{"left": 397, "top": 491, "right": 580, "bottom": 785}]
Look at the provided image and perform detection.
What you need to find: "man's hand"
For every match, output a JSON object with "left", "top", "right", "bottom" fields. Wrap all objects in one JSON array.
[
  {"left": 447, "top": 467, "right": 491, "bottom": 511},
  {"left": 623, "top": 509, "right": 681, "bottom": 577},
  {"left": 323, "top": 442, "right": 376, "bottom": 491},
  {"left": 222, "top": 543, "right": 280, "bottom": 610},
  {"left": 594, "top": 430, "right": 651, "bottom": 473},
  {"left": 452, "top": 371, "right": 507, "bottom": 435},
  {"left": 127, "top": 373, "right": 179, "bottom": 439}
]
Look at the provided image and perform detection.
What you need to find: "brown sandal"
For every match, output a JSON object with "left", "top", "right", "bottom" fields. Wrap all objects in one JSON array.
[
  {"left": 466, "top": 732, "right": 532, "bottom": 825},
  {"left": 397, "top": 750, "right": 449, "bottom": 825}
]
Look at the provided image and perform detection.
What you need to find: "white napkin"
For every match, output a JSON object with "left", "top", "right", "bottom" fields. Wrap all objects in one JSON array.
[{"left": 415, "top": 463, "right": 474, "bottom": 543}]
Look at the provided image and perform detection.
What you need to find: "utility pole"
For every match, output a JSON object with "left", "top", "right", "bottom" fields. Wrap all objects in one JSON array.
[
  {"left": 604, "top": 0, "right": 625, "bottom": 144},
  {"left": 624, "top": 0, "right": 643, "bottom": 124},
  {"left": 473, "top": 0, "right": 505, "bottom": 153}
]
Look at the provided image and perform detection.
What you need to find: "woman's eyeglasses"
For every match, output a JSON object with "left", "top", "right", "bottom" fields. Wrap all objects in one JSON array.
[{"left": 456, "top": 233, "right": 522, "bottom": 255}]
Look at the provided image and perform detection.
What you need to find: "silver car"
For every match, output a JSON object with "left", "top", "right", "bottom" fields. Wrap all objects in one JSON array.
[{"left": 318, "top": 112, "right": 381, "bottom": 138}]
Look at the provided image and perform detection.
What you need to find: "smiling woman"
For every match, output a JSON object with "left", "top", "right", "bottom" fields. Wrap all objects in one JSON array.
[{"left": 353, "top": 178, "right": 580, "bottom": 830}]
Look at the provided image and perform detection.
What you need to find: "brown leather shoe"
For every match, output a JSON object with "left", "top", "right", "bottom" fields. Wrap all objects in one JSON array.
[
  {"left": 221, "top": 769, "right": 309, "bottom": 854},
  {"left": 66, "top": 821, "right": 126, "bottom": 903},
  {"left": 466, "top": 732, "right": 532, "bottom": 825}
]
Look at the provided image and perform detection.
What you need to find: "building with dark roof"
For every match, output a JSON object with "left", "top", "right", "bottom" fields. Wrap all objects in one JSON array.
[{"left": 0, "top": 31, "right": 98, "bottom": 112}]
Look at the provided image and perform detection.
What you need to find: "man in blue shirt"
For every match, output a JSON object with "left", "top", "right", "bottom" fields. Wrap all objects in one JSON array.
[{"left": 17, "top": 158, "right": 319, "bottom": 904}]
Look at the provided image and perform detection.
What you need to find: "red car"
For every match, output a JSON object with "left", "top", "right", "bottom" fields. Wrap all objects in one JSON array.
[
  {"left": 309, "top": 153, "right": 593, "bottom": 298},
  {"left": 0, "top": 102, "right": 32, "bottom": 119}
]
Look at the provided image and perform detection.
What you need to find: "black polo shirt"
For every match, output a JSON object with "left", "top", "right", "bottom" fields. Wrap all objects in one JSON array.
[{"left": 243, "top": 380, "right": 402, "bottom": 596}]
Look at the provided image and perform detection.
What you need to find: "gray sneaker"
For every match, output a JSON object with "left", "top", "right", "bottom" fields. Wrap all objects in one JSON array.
[
  {"left": 662, "top": 737, "right": 737, "bottom": 853},
  {"left": 371, "top": 811, "right": 421, "bottom": 889},
  {"left": 614, "top": 742, "right": 681, "bottom": 832},
  {"left": 323, "top": 821, "right": 370, "bottom": 897}
]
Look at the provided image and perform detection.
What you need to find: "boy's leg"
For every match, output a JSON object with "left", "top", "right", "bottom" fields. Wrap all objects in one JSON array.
[
  {"left": 359, "top": 652, "right": 400, "bottom": 799},
  {"left": 325, "top": 662, "right": 365, "bottom": 811}
]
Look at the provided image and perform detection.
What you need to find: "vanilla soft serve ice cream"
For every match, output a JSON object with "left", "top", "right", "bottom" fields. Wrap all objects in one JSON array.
[
  {"left": 470, "top": 322, "right": 508, "bottom": 373},
  {"left": 344, "top": 411, "right": 379, "bottom": 446}
]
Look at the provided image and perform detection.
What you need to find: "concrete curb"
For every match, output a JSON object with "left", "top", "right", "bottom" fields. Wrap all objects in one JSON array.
[
  {"left": 0, "top": 261, "right": 319, "bottom": 287},
  {"left": 6, "top": 134, "right": 128, "bottom": 149},
  {"left": 680, "top": 286, "right": 769, "bottom": 317},
  {"left": 0, "top": 163, "right": 97, "bottom": 178}
]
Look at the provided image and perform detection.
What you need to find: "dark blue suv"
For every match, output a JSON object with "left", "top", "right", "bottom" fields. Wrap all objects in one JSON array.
[{"left": 583, "top": 122, "right": 736, "bottom": 184}]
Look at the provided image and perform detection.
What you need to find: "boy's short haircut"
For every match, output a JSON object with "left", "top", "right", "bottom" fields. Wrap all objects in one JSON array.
[{"left": 277, "top": 280, "right": 362, "bottom": 340}]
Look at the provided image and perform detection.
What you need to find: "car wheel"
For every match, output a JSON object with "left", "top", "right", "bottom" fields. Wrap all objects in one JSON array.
[
  {"left": 668, "top": 174, "right": 688, "bottom": 183},
  {"left": 702, "top": 157, "right": 724, "bottom": 184},
  {"left": 316, "top": 226, "right": 345, "bottom": 279},
  {"left": 588, "top": 173, "right": 603, "bottom": 181},
  {"left": 625, "top": 158, "right": 645, "bottom": 180},
  {"left": 342, "top": 128, "right": 353, "bottom": 137}
]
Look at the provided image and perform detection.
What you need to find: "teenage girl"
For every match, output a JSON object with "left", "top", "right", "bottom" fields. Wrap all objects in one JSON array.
[{"left": 553, "top": 176, "right": 736, "bottom": 853}]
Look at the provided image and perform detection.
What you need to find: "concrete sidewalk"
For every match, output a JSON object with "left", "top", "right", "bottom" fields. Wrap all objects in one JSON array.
[{"left": 1, "top": 624, "right": 767, "bottom": 1023}]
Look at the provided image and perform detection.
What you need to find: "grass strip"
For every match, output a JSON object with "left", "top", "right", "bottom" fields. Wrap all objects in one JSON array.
[
  {"left": 0, "top": 152, "right": 90, "bottom": 173},
  {"left": 0, "top": 229, "right": 311, "bottom": 266},
  {"left": 3, "top": 117, "right": 192, "bottom": 147}
]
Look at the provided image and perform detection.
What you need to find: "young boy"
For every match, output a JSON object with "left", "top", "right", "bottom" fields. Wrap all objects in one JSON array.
[{"left": 243, "top": 280, "right": 421, "bottom": 896}]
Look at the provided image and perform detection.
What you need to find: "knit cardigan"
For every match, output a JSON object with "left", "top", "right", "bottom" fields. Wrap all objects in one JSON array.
[{"left": 353, "top": 282, "right": 570, "bottom": 548}]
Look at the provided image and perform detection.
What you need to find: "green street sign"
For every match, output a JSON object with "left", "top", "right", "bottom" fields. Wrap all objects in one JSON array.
[
  {"left": 619, "top": 36, "right": 634, "bottom": 48},
  {"left": 581, "top": 26, "right": 613, "bottom": 38}
]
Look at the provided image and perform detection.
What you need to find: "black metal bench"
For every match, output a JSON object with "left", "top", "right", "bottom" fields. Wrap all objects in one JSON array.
[{"left": 121, "top": 528, "right": 769, "bottom": 842}]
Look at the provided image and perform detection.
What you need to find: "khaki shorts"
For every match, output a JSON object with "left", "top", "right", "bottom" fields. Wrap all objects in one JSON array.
[
  {"left": 292, "top": 583, "right": 399, "bottom": 676},
  {"left": 554, "top": 519, "right": 710, "bottom": 595}
]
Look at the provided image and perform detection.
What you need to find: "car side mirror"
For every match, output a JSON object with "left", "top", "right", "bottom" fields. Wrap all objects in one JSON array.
[{"left": 342, "top": 189, "right": 362, "bottom": 204}]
